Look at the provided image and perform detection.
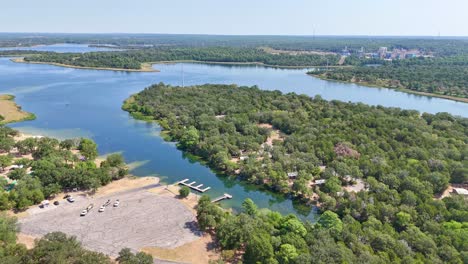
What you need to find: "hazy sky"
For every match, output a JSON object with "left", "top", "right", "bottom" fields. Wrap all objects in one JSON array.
[{"left": 2, "top": 0, "right": 467, "bottom": 36}]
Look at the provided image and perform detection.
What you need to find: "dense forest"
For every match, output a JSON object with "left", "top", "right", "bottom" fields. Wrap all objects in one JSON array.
[
  {"left": 1, "top": 33, "right": 468, "bottom": 55},
  {"left": 199, "top": 194, "right": 467, "bottom": 263},
  {"left": 309, "top": 55, "right": 468, "bottom": 99},
  {"left": 22, "top": 47, "right": 340, "bottom": 69},
  {"left": 125, "top": 83, "right": 467, "bottom": 263}
]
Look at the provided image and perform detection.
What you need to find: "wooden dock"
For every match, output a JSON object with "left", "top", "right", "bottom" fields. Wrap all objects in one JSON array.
[
  {"left": 177, "top": 179, "right": 211, "bottom": 193},
  {"left": 212, "top": 193, "right": 233, "bottom": 203}
]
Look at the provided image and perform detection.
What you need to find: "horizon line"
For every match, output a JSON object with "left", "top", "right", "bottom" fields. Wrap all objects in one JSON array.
[{"left": 1, "top": 32, "right": 468, "bottom": 38}]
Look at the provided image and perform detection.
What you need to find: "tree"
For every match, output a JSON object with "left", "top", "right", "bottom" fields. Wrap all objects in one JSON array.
[
  {"left": 30, "top": 232, "right": 111, "bottom": 264},
  {"left": 317, "top": 210, "right": 343, "bottom": 234},
  {"left": 8, "top": 168, "right": 27, "bottom": 181},
  {"left": 281, "top": 216, "right": 307, "bottom": 237},
  {"left": 451, "top": 167, "right": 467, "bottom": 184},
  {"left": 243, "top": 233, "right": 275, "bottom": 264},
  {"left": 0, "top": 155, "right": 12, "bottom": 171},
  {"left": 117, "top": 248, "right": 153, "bottom": 264},
  {"left": 395, "top": 211, "right": 412, "bottom": 230},
  {"left": 0, "top": 137, "right": 15, "bottom": 153},
  {"left": 179, "top": 126, "right": 199, "bottom": 149},
  {"left": 104, "top": 153, "right": 125, "bottom": 167},
  {"left": 276, "top": 244, "right": 298, "bottom": 264},
  {"left": 78, "top": 138, "right": 98, "bottom": 160},
  {"left": 179, "top": 186, "right": 190, "bottom": 198},
  {"left": 59, "top": 139, "right": 75, "bottom": 150},
  {"left": 242, "top": 198, "right": 258, "bottom": 216},
  {"left": 15, "top": 137, "right": 37, "bottom": 154},
  {"left": 0, "top": 213, "right": 18, "bottom": 245}
]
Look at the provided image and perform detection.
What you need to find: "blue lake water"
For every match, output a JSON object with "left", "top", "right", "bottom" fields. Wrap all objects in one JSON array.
[
  {"left": 0, "top": 45, "right": 466, "bottom": 221},
  {"left": 0, "top": 43, "right": 119, "bottom": 53}
]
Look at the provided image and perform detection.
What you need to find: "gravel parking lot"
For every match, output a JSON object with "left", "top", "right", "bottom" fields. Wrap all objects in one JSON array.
[{"left": 19, "top": 187, "right": 200, "bottom": 257}]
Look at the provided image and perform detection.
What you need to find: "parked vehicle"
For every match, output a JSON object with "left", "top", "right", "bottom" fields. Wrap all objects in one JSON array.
[
  {"left": 53, "top": 201, "right": 59, "bottom": 206},
  {"left": 113, "top": 199, "right": 120, "bottom": 207},
  {"left": 67, "top": 196, "right": 75, "bottom": 203},
  {"left": 98, "top": 206, "right": 105, "bottom": 212},
  {"left": 80, "top": 203, "right": 94, "bottom": 216}
]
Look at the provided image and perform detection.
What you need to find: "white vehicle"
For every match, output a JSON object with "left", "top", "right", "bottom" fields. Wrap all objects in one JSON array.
[
  {"left": 113, "top": 199, "right": 120, "bottom": 207},
  {"left": 98, "top": 206, "right": 105, "bottom": 212},
  {"left": 80, "top": 204, "right": 94, "bottom": 216},
  {"left": 67, "top": 196, "right": 75, "bottom": 203}
]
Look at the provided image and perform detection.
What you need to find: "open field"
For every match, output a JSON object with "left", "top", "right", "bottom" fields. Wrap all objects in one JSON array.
[
  {"left": 0, "top": 94, "right": 35, "bottom": 124},
  {"left": 18, "top": 180, "right": 200, "bottom": 258}
]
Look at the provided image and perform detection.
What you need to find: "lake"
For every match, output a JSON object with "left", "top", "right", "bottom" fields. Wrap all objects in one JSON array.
[
  {"left": 0, "top": 43, "right": 119, "bottom": 53},
  {"left": 0, "top": 45, "right": 467, "bottom": 221}
]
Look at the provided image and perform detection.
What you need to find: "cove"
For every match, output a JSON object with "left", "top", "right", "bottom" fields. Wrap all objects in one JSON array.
[{"left": 0, "top": 46, "right": 467, "bottom": 221}]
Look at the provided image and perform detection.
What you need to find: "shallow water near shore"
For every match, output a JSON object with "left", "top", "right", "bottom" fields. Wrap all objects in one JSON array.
[{"left": 0, "top": 45, "right": 467, "bottom": 221}]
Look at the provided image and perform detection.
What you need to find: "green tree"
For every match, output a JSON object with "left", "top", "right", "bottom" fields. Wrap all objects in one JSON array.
[
  {"left": 30, "top": 232, "right": 111, "bottom": 264},
  {"left": 117, "top": 248, "right": 153, "bottom": 264},
  {"left": 179, "top": 126, "right": 199, "bottom": 149},
  {"left": 78, "top": 138, "right": 98, "bottom": 160},
  {"left": 276, "top": 244, "right": 298, "bottom": 264},
  {"left": 242, "top": 198, "right": 258, "bottom": 216},
  {"left": 7, "top": 168, "right": 27, "bottom": 181},
  {"left": 317, "top": 210, "right": 343, "bottom": 234},
  {"left": 243, "top": 233, "right": 275, "bottom": 264},
  {"left": 0, "top": 155, "right": 12, "bottom": 171},
  {"left": 179, "top": 186, "right": 190, "bottom": 198}
]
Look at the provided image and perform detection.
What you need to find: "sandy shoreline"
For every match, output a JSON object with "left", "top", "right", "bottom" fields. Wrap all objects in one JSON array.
[
  {"left": 11, "top": 57, "right": 159, "bottom": 72},
  {"left": 0, "top": 94, "right": 36, "bottom": 124}
]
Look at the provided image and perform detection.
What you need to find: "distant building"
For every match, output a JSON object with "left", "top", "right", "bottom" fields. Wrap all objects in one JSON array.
[
  {"left": 315, "top": 179, "right": 326, "bottom": 185},
  {"left": 378, "top": 47, "right": 388, "bottom": 58},
  {"left": 287, "top": 172, "right": 298, "bottom": 179},
  {"left": 452, "top": 188, "right": 468, "bottom": 196}
]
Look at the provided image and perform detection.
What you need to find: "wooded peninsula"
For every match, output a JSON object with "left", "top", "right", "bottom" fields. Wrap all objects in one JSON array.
[{"left": 123, "top": 83, "right": 467, "bottom": 263}]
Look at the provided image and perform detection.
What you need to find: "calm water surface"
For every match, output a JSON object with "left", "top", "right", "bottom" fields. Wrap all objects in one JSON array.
[
  {"left": 0, "top": 43, "right": 119, "bottom": 53},
  {"left": 0, "top": 46, "right": 467, "bottom": 221}
]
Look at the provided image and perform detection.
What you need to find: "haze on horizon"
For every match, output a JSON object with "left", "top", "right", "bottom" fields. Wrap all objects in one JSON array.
[{"left": 2, "top": 0, "right": 468, "bottom": 36}]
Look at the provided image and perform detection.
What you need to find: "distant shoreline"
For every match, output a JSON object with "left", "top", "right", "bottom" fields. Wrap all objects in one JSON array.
[
  {"left": 11, "top": 57, "right": 159, "bottom": 72},
  {"left": 152, "top": 59, "right": 351, "bottom": 69},
  {"left": 308, "top": 73, "right": 468, "bottom": 104},
  {"left": 11, "top": 56, "right": 350, "bottom": 71}
]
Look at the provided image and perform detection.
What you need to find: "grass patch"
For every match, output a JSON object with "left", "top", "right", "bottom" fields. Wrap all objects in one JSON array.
[{"left": 0, "top": 94, "right": 36, "bottom": 124}]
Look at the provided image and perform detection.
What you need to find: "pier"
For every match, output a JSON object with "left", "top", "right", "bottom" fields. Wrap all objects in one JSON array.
[
  {"left": 177, "top": 179, "right": 211, "bottom": 192},
  {"left": 212, "top": 193, "right": 233, "bottom": 203}
]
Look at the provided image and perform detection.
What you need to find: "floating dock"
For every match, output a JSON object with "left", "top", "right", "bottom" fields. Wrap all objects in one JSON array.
[
  {"left": 212, "top": 193, "right": 233, "bottom": 203},
  {"left": 177, "top": 179, "right": 211, "bottom": 192}
]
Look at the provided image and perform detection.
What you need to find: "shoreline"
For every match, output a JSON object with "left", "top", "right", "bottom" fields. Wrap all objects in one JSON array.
[
  {"left": 0, "top": 94, "right": 36, "bottom": 124},
  {"left": 308, "top": 73, "right": 468, "bottom": 104},
  {"left": 11, "top": 56, "right": 349, "bottom": 71},
  {"left": 151, "top": 59, "right": 351, "bottom": 69},
  {"left": 11, "top": 57, "right": 160, "bottom": 72}
]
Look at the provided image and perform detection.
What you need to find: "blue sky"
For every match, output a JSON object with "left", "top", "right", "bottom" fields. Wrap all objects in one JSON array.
[{"left": 2, "top": 0, "right": 467, "bottom": 36}]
